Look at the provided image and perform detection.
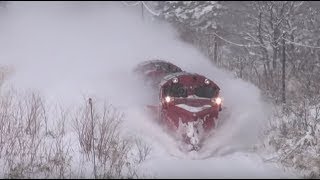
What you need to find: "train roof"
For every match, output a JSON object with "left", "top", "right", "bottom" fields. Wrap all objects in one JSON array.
[
  {"left": 159, "top": 71, "right": 201, "bottom": 87},
  {"left": 159, "top": 71, "right": 220, "bottom": 90},
  {"left": 136, "top": 59, "right": 180, "bottom": 68},
  {"left": 135, "top": 59, "right": 183, "bottom": 77}
]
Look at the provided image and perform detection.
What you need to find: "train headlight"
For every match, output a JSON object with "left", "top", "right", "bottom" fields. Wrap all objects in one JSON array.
[
  {"left": 215, "top": 97, "right": 222, "bottom": 105},
  {"left": 204, "top": 79, "right": 210, "bottom": 85},
  {"left": 165, "top": 96, "right": 171, "bottom": 103},
  {"left": 212, "top": 97, "right": 222, "bottom": 105},
  {"left": 172, "top": 77, "right": 178, "bottom": 83}
]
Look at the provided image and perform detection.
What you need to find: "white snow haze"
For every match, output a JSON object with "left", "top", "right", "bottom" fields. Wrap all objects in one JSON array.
[{"left": 0, "top": 1, "right": 296, "bottom": 178}]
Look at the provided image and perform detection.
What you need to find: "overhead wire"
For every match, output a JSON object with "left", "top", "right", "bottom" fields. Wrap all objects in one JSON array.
[
  {"left": 141, "top": 1, "right": 160, "bottom": 16},
  {"left": 122, "top": 1, "right": 160, "bottom": 16},
  {"left": 121, "top": 1, "right": 141, "bottom": 7},
  {"left": 212, "top": 31, "right": 320, "bottom": 49},
  {"left": 282, "top": 37, "right": 320, "bottom": 49}
]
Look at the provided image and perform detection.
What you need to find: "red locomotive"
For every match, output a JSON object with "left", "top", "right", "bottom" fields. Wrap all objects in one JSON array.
[{"left": 134, "top": 60, "right": 222, "bottom": 151}]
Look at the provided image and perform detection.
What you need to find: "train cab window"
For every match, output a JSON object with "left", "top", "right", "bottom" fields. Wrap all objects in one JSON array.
[
  {"left": 163, "top": 83, "right": 188, "bottom": 98},
  {"left": 195, "top": 86, "right": 217, "bottom": 98}
]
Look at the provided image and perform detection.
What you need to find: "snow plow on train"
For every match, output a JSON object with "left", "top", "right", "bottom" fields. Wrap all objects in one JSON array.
[{"left": 134, "top": 60, "right": 222, "bottom": 151}]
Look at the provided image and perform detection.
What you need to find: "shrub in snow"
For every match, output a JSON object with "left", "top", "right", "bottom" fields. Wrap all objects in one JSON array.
[
  {"left": 0, "top": 73, "right": 148, "bottom": 178},
  {"left": 0, "top": 90, "right": 72, "bottom": 178}
]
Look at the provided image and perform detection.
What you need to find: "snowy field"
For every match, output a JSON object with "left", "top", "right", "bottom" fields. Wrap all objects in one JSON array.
[{"left": 0, "top": 1, "right": 298, "bottom": 178}]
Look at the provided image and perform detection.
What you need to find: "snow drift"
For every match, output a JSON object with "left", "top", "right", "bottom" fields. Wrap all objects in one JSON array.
[{"left": 0, "top": 1, "right": 296, "bottom": 178}]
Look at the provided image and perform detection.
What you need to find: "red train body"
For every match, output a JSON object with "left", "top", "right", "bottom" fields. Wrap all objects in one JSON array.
[{"left": 134, "top": 60, "right": 222, "bottom": 150}]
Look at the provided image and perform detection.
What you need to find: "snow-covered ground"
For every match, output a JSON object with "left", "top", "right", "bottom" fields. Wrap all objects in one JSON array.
[{"left": 0, "top": 1, "right": 298, "bottom": 178}]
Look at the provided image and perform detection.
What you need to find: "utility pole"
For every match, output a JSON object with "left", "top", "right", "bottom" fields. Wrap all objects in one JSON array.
[
  {"left": 89, "top": 98, "right": 97, "bottom": 179},
  {"left": 213, "top": 34, "right": 218, "bottom": 64},
  {"left": 141, "top": 1, "right": 144, "bottom": 21},
  {"left": 282, "top": 33, "right": 286, "bottom": 104}
]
